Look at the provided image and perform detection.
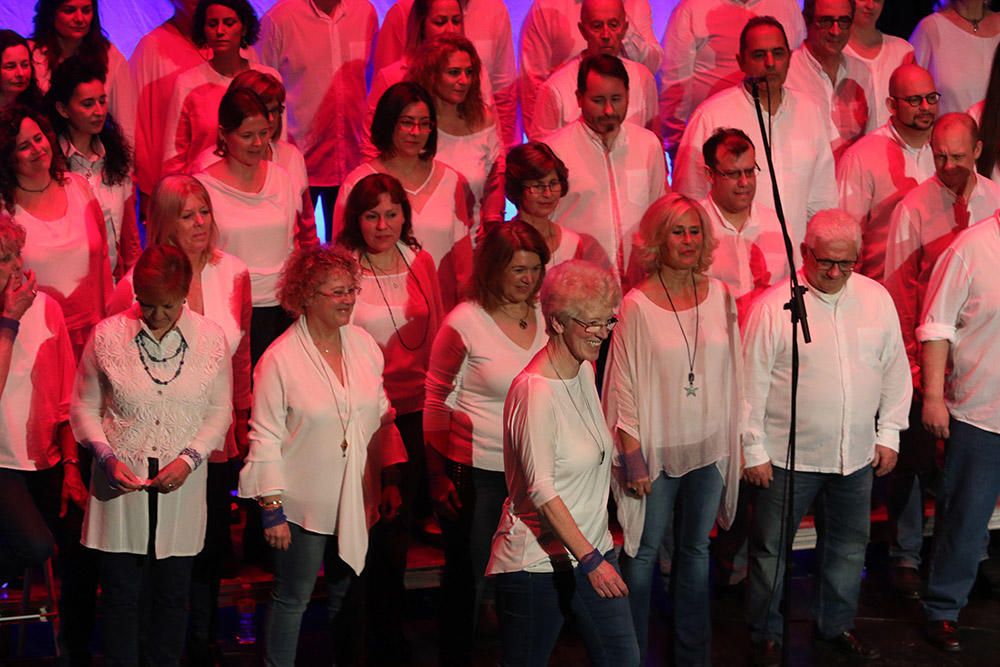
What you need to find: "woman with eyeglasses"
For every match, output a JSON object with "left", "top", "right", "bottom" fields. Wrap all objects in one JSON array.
[
  {"left": 506, "top": 141, "right": 611, "bottom": 269},
  {"left": 604, "top": 193, "right": 742, "bottom": 666},
  {"left": 334, "top": 81, "right": 473, "bottom": 309},
  {"left": 239, "top": 244, "right": 404, "bottom": 667},
  {"left": 424, "top": 220, "right": 549, "bottom": 666},
  {"left": 845, "top": 0, "right": 915, "bottom": 129},
  {"left": 487, "top": 259, "right": 637, "bottom": 666}
]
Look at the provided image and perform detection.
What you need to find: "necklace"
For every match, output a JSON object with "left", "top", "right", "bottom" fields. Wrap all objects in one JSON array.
[
  {"left": 954, "top": 2, "right": 987, "bottom": 32},
  {"left": 364, "top": 248, "right": 431, "bottom": 352},
  {"left": 311, "top": 330, "right": 351, "bottom": 457},
  {"left": 658, "top": 269, "right": 700, "bottom": 397},
  {"left": 135, "top": 331, "right": 188, "bottom": 386},
  {"left": 498, "top": 301, "right": 530, "bottom": 329},
  {"left": 365, "top": 250, "right": 403, "bottom": 289},
  {"left": 546, "top": 347, "right": 606, "bottom": 465},
  {"left": 17, "top": 179, "right": 52, "bottom": 194}
]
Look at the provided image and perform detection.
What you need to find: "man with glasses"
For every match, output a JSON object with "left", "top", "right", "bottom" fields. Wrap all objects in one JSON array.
[
  {"left": 785, "top": 0, "right": 877, "bottom": 162},
  {"left": 742, "top": 210, "right": 911, "bottom": 665},
  {"left": 837, "top": 63, "right": 938, "bottom": 283}
]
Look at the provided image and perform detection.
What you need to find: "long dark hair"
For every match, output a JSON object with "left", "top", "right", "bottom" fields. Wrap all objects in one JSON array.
[
  {"left": 46, "top": 56, "right": 131, "bottom": 187},
  {"left": 978, "top": 42, "right": 1000, "bottom": 178},
  {"left": 0, "top": 30, "right": 43, "bottom": 109},
  {"left": 32, "top": 0, "right": 110, "bottom": 73},
  {"left": 371, "top": 81, "right": 438, "bottom": 160},
  {"left": 0, "top": 105, "right": 67, "bottom": 213}
]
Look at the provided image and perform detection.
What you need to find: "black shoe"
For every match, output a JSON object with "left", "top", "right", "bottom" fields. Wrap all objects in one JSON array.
[
  {"left": 890, "top": 565, "right": 922, "bottom": 599},
  {"left": 750, "top": 639, "right": 781, "bottom": 667},
  {"left": 925, "top": 620, "right": 961, "bottom": 652},
  {"left": 817, "top": 630, "right": 881, "bottom": 660}
]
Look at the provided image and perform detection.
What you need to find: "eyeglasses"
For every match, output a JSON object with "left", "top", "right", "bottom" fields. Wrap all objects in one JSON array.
[
  {"left": 807, "top": 248, "right": 857, "bottom": 273},
  {"left": 711, "top": 164, "right": 761, "bottom": 181},
  {"left": 315, "top": 286, "right": 362, "bottom": 300},
  {"left": 524, "top": 179, "right": 563, "bottom": 195},
  {"left": 892, "top": 92, "right": 941, "bottom": 107},
  {"left": 397, "top": 118, "right": 434, "bottom": 132},
  {"left": 570, "top": 316, "right": 619, "bottom": 334},
  {"left": 814, "top": 15, "right": 853, "bottom": 30}
]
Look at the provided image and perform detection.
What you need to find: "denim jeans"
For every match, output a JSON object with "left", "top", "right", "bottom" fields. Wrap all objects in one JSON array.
[
  {"left": 924, "top": 419, "right": 1000, "bottom": 622},
  {"left": 888, "top": 399, "right": 937, "bottom": 568},
  {"left": 438, "top": 463, "right": 507, "bottom": 666},
  {"left": 620, "top": 464, "right": 724, "bottom": 666},
  {"left": 265, "top": 523, "right": 355, "bottom": 667},
  {"left": 495, "top": 550, "right": 639, "bottom": 667},
  {"left": 748, "top": 465, "right": 872, "bottom": 642}
]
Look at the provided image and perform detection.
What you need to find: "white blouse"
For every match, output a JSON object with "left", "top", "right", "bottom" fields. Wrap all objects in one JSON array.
[
  {"left": 603, "top": 282, "right": 742, "bottom": 556},
  {"left": 487, "top": 363, "right": 614, "bottom": 574},
  {"left": 70, "top": 306, "right": 232, "bottom": 558},
  {"left": 238, "top": 318, "right": 404, "bottom": 575},
  {"left": 436, "top": 123, "right": 504, "bottom": 230}
]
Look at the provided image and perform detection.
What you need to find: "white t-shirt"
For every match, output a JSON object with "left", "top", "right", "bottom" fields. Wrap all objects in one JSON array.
[
  {"left": 911, "top": 12, "right": 1000, "bottom": 115},
  {"left": 844, "top": 35, "right": 914, "bottom": 129}
]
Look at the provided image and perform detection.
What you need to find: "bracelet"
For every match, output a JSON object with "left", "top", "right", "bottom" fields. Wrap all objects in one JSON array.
[
  {"left": 0, "top": 316, "right": 19, "bottom": 336},
  {"left": 258, "top": 497, "right": 283, "bottom": 509},
  {"left": 260, "top": 505, "right": 287, "bottom": 529},
  {"left": 180, "top": 447, "right": 203, "bottom": 470},
  {"left": 578, "top": 548, "right": 605, "bottom": 575}
]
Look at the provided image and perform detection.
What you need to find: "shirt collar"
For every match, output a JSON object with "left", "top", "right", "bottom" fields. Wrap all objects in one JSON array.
[
  {"left": 308, "top": 0, "right": 346, "bottom": 21},
  {"left": 800, "top": 269, "right": 850, "bottom": 305},
  {"left": 59, "top": 134, "right": 105, "bottom": 163},
  {"left": 796, "top": 43, "right": 847, "bottom": 84},
  {"left": 129, "top": 302, "right": 192, "bottom": 346},
  {"left": 930, "top": 173, "right": 982, "bottom": 203},
  {"left": 705, "top": 196, "right": 759, "bottom": 235},
  {"left": 738, "top": 84, "right": 788, "bottom": 119},
  {"left": 883, "top": 120, "right": 931, "bottom": 157},
  {"left": 576, "top": 117, "right": 626, "bottom": 151}
]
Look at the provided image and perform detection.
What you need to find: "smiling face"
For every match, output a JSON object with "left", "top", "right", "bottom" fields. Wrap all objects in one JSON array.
[
  {"left": 424, "top": 0, "right": 463, "bottom": 40},
  {"left": 806, "top": 0, "right": 853, "bottom": 61},
  {"left": 14, "top": 117, "right": 53, "bottom": 180},
  {"left": 173, "top": 192, "right": 213, "bottom": 257},
  {"left": 577, "top": 70, "right": 628, "bottom": 137},
  {"left": 519, "top": 169, "right": 563, "bottom": 220},
  {"left": 560, "top": 301, "right": 615, "bottom": 364},
  {"left": 221, "top": 113, "right": 270, "bottom": 167},
  {"left": 204, "top": 3, "right": 244, "bottom": 55},
  {"left": 54, "top": 0, "right": 94, "bottom": 43},
  {"left": 500, "top": 249, "right": 543, "bottom": 304},
  {"left": 435, "top": 50, "right": 473, "bottom": 105},
  {"left": 57, "top": 78, "right": 107, "bottom": 138},
  {"left": 305, "top": 269, "right": 358, "bottom": 331},
  {"left": 0, "top": 45, "right": 31, "bottom": 101},
  {"left": 359, "top": 192, "right": 404, "bottom": 255},
  {"left": 737, "top": 23, "right": 791, "bottom": 90},
  {"left": 658, "top": 209, "right": 705, "bottom": 271},
  {"left": 391, "top": 100, "right": 432, "bottom": 158}
]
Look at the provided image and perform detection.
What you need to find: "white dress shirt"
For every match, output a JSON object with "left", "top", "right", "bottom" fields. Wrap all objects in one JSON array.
[
  {"left": 519, "top": 0, "right": 662, "bottom": 133},
  {"left": 487, "top": 363, "right": 615, "bottom": 574},
  {"left": 256, "top": 0, "right": 378, "bottom": 187},
  {"left": 71, "top": 306, "right": 232, "bottom": 558},
  {"left": 546, "top": 119, "right": 667, "bottom": 282},
  {"left": 918, "top": 216, "right": 1000, "bottom": 434},
  {"left": 884, "top": 174, "right": 1000, "bottom": 382},
  {"left": 836, "top": 121, "right": 935, "bottom": 281},
  {"left": 844, "top": 35, "right": 914, "bottom": 130},
  {"left": 742, "top": 272, "right": 911, "bottom": 474},
  {"left": 658, "top": 0, "right": 807, "bottom": 156},
  {"left": 911, "top": 12, "right": 1000, "bottom": 115},
  {"left": 674, "top": 85, "right": 838, "bottom": 253},
  {"left": 702, "top": 197, "right": 789, "bottom": 325},
  {"left": 528, "top": 53, "right": 658, "bottom": 141}
]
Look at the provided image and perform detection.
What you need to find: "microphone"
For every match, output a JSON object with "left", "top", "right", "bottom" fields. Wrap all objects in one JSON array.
[{"left": 743, "top": 75, "right": 769, "bottom": 87}]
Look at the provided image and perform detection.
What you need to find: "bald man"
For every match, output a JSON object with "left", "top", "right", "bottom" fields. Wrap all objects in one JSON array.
[
  {"left": 837, "top": 64, "right": 938, "bottom": 282},
  {"left": 527, "top": 0, "right": 658, "bottom": 140}
]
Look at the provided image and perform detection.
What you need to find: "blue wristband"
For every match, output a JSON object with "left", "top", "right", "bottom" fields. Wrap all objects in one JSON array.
[
  {"left": 261, "top": 505, "right": 287, "bottom": 529},
  {"left": 578, "top": 548, "right": 605, "bottom": 575},
  {"left": 0, "top": 316, "right": 19, "bottom": 336},
  {"left": 620, "top": 447, "right": 649, "bottom": 484}
]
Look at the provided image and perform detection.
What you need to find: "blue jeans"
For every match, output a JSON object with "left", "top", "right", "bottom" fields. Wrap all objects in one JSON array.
[
  {"left": 495, "top": 550, "right": 639, "bottom": 667},
  {"left": 748, "top": 465, "right": 872, "bottom": 642},
  {"left": 620, "top": 464, "right": 724, "bottom": 666},
  {"left": 265, "top": 523, "right": 355, "bottom": 667},
  {"left": 888, "top": 399, "right": 937, "bottom": 568},
  {"left": 924, "top": 419, "right": 1000, "bottom": 622}
]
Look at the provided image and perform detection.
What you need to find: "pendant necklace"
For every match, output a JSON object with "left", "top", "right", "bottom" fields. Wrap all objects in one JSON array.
[
  {"left": 955, "top": 4, "right": 986, "bottom": 32},
  {"left": 546, "top": 347, "right": 606, "bottom": 465},
  {"left": 364, "top": 247, "right": 431, "bottom": 351},
  {"left": 315, "top": 333, "right": 351, "bottom": 457},
  {"left": 499, "top": 301, "right": 530, "bottom": 329},
  {"left": 658, "top": 269, "right": 700, "bottom": 397}
]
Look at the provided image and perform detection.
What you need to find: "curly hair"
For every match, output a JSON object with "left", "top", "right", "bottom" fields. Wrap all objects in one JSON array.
[
  {"left": 407, "top": 33, "right": 487, "bottom": 130},
  {"left": 0, "top": 31, "right": 43, "bottom": 109},
  {"left": 278, "top": 244, "right": 360, "bottom": 317},
  {"left": 192, "top": 0, "right": 261, "bottom": 48},
  {"left": 371, "top": 81, "right": 438, "bottom": 160},
  {"left": 470, "top": 220, "right": 550, "bottom": 310},
  {"left": 0, "top": 213, "right": 27, "bottom": 257},
  {"left": 504, "top": 141, "right": 570, "bottom": 207},
  {"left": 0, "top": 105, "right": 67, "bottom": 213},
  {"left": 539, "top": 260, "right": 621, "bottom": 336},
  {"left": 337, "top": 173, "right": 420, "bottom": 253},
  {"left": 46, "top": 56, "right": 132, "bottom": 187},
  {"left": 633, "top": 194, "right": 718, "bottom": 276},
  {"left": 32, "top": 0, "right": 110, "bottom": 73}
]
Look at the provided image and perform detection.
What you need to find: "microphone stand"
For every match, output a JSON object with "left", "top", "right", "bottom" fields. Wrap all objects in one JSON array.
[{"left": 748, "top": 77, "right": 811, "bottom": 666}]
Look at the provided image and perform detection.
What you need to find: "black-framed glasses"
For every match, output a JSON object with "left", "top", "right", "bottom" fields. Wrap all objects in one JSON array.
[
  {"left": 814, "top": 15, "right": 853, "bottom": 30},
  {"left": 316, "top": 286, "right": 362, "bottom": 300},
  {"left": 712, "top": 163, "right": 761, "bottom": 181},
  {"left": 570, "top": 316, "right": 618, "bottom": 334},
  {"left": 807, "top": 247, "right": 857, "bottom": 273},
  {"left": 892, "top": 92, "right": 942, "bottom": 107},
  {"left": 524, "top": 179, "right": 563, "bottom": 195}
]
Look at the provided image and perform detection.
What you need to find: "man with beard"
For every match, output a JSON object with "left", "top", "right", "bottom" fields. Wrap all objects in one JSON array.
[{"left": 544, "top": 53, "right": 667, "bottom": 287}]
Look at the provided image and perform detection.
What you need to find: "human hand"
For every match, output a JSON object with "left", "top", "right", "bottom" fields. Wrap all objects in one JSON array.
[
  {"left": 1, "top": 269, "right": 36, "bottom": 320},
  {"left": 872, "top": 444, "right": 898, "bottom": 477},
  {"left": 586, "top": 560, "right": 629, "bottom": 598},
  {"left": 264, "top": 522, "right": 291, "bottom": 551},
  {"left": 743, "top": 461, "right": 773, "bottom": 488},
  {"left": 429, "top": 473, "right": 462, "bottom": 521},
  {"left": 922, "top": 397, "right": 950, "bottom": 440},
  {"left": 150, "top": 458, "right": 193, "bottom": 493},
  {"left": 60, "top": 463, "right": 89, "bottom": 516},
  {"left": 106, "top": 459, "right": 147, "bottom": 492},
  {"left": 625, "top": 476, "right": 652, "bottom": 498}
]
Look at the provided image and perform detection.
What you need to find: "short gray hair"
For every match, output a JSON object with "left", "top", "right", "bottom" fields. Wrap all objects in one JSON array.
[
  {"left": 803, "top": 209, "right": 862, "bottom": 250},
  {"left": 540, "top": 260, "right": 621, "bottom": 336}
]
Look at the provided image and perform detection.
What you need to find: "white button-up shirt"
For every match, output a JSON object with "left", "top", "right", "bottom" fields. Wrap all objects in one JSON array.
[
  {"left": 918, "top": 217, "right": 1000, "bottom": 434},
  {"left": 743, "top": 273, "right": 911, "bottom": 474},
  {"left": 658, "top": 0, "right": 806, "bottom": 156},
  {"left": 785, "top": 45, "right": 877, "bottom": 161},
  {"left": 528, "top": 53, "right": 658, "bottom": 141},
  {"left": 836, "top": 121, "right": 935, "bottom": 282},
  {"left": 675, "top": 85, "right": 838, "bottom": 251},
  {"left": 702, "top": 197, "right": 789, "bottom": 325},
  {"left": 256, "top": 0, "right": 377, "bottom": 187},
  {"left": 519, "top": 0, "right": 662, "bottom": 133},
  {"left": 545, "top": 119, "right": 667, "bottom": 283},
  {"left": 884, "top": 174, "right": 1000, "bottom": 382}
]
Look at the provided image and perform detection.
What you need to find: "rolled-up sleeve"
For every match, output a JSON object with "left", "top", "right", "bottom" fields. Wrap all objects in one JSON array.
[{"left": 917, "top": 245, "right": 971, "bottom": 344}]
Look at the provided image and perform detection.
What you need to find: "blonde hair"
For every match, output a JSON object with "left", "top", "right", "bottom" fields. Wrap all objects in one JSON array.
[
  {"left": 148, "top": 175, "right": 220, "bottom": 263},
  {"left": 633, "top": 194, "right": 718, "bottom": 275}
]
